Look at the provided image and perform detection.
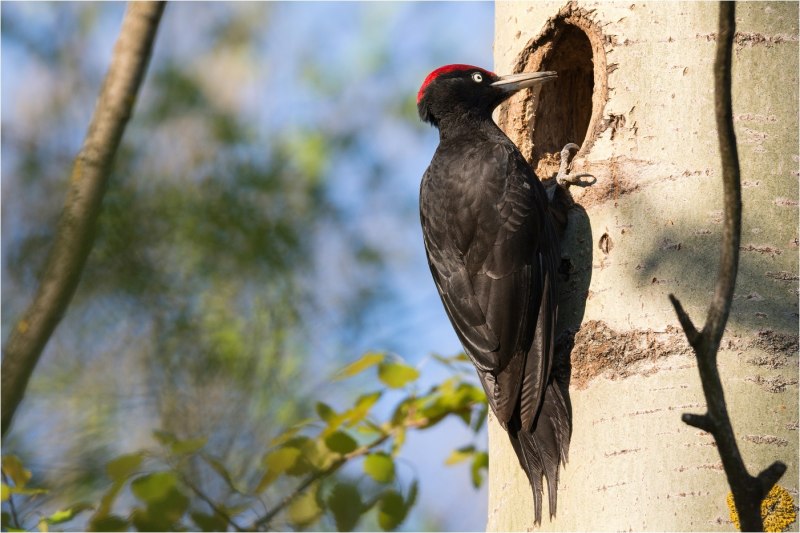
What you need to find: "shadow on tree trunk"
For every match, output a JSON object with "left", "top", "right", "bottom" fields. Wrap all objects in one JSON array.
[{"left": 669, "top": 2, "right": 787, "bottom": 531}]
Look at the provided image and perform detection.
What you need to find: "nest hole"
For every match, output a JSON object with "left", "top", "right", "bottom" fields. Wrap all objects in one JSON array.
[
  {"left": 498, "top": 4, "right": 607, "bottom": 180},
  {"left": 532, "top": 25, "right": 594, "bottom": 163}
]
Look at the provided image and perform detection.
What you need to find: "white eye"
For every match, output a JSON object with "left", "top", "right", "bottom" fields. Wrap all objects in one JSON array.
[{"left": 472, "top": 72, "right": 483, "bottom": 83}]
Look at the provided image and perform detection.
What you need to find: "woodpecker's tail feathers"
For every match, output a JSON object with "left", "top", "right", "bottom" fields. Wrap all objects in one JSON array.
[{"left": 508, "top": 379, "right": 571, "bottom": 525}]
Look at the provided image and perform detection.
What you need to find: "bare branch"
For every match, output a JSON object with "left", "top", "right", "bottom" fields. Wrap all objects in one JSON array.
[
  {"left": 705, "top": 0, "right": 742, "bottom": 355},
  {"left": 681, "top": 413, "right": 714, "bottom": 433},
  {"left": 670, "top": 3, "right": 786, "bottom": 531},
  {"left": 248, "top": 417, "right": 434, "bottom": 531},
  {"left": 177, "top": 470, "right": 246, "bottom": 532},
  {"left": 1, "top": 2, "right": 166, "bottom": 437},
  {"left": 248, "top": 431, "right": 393, "bottom": 531},
  {"left": 668, "top": 294, "right": 700, "bottom": 348},
  {"left": 756, "top": 462, "right": 788, "bottom": 500}
]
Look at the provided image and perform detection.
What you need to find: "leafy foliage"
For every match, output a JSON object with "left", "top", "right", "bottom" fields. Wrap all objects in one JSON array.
[{"left": 2, "top": 353, "right": 487, "bottom": 531}]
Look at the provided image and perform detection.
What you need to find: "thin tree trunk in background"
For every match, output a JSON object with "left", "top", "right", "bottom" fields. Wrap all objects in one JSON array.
[{"left": 1, "top": 1, "right": 166, "bottom": 437}]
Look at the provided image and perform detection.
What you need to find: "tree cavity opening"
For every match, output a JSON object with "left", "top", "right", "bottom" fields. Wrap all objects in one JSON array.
[
  {"left": 533, "top": 25, "right": 594, "bottom": 163},
  {"left": 498, "top": 4, "right": 607, "bottom": 179}
]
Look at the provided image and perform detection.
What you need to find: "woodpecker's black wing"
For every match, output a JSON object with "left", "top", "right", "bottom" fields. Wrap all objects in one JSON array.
[
  {"left": 420, "top": 138, "right": 569, "bottom": 524},
  {"left": 420, "top": 139, "right": 557, "bottom": 427}
]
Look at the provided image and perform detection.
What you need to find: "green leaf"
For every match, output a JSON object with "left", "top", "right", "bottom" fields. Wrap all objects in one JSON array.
[
  {"left": 88, "top": 515, "right": 129, "bottom": 532},
  {"left": 130, "top": 471, "right": 178, "bottom": 503},
  {"left": 131, "top": 506, "right": 172, "bottom": 532},
  {"left": 318, "top": 403, "right": 349, "bottom": 438},
  {"left": 328, "top": 483, "right": 364, "bottom": 531},
  {"left": 267, "top": 445, "right": 304, "bottom": 473},
  {"left": 324, "top": 431, "right": 358, "bottom": 455},
  {"left": 305, "top": 439, "right": 338, "bottom": 471},
  {"left": 191, "top": 511, "right": 228, "bottom": 532},
  {"left": 345, "top": 391, "right": 382, "bottom": 425},
  {"left": 7, "top": 487, "right": 47, "bottom": 497},
  {"left": 256, "top": 446, "right": 304, "bottom": 491},
  {"left": 269, "top": 423, "right": 308, "bottom": 447},
  {"left": 471, "top": 451, "right": 489, "bottom": 488},
  {"left": 364, "top": 453, "right": 395, "bottom": 483},
  {"left": 254, "top": 472, "right": 276, "bottom": 494},
  {"left": 444, "top": 445, "right": 475, "bottom": 466},
  {"left": 171, "top": 437, "right": 207, "bottom": 455},
  {"left": 154, "top": 431, "right": 207, "bottom": 455},
  {"left": 152, "top": 430, "right": 177, "bottom": 446},
  {"left": 316, "top": 402, "right": 337, "bottom": 422},
  {"left": 377, "top": 361, "right": 420, "bottom": 389},
  {"left": 377, "top": 491, "right": 406, "bottom": 531},
  {"left": 447, "top": 382, "right": 486, "bottom": 409},
  {"left": 264, "top": 446, "right": 301, "bottom": 469},
  {"left": 432, "top": 352, "right": 470, "bottom": 368},
  {"left": 130, "top": 485, "right": 190, "bottom": 531},
  {"left": 472, "top": 403, "right": 489, "bottom": 433},
  {"left": 391, "top": 427, "right": 406, "bottom": 456},
  {"left": 43, "top": 503, "right": 93, "bottom": 525},
  {"left": 147, "top": 486, "right": 190, "bottom": 524},
  {"left": 202, "top": 454, "right": 247, "bottom": 495},
  {"left": 376, "top": 481, "right": 416, "bottom": 531},
  {"left": 45, "top": 509, "right": 73, "bottom": 525},
  {"left": 287, "top": 484, "right": 322, "bottom": 526},
  {"left": 1, "top": 456, "right": 31, "bottom": 487},
  {"left": 405, "top": 480, "right": 419, "bottom": 511},
  {"left": 281, "top": 435, "right": 314, "bottom": 451},
  {"left": 432, "top": 353, "right": 454, "bottom": 367},
  {"left": 1, "top": 483, "right": 9, "bottom": 502},
  {"left": 419, "top": 379, "right": 486, "bottom": 429},
  {"left": 93, "top": 479, "right": 125, "bottom": 520},
  {"left": 106, "top": 452, "right": 145, "bottom": 482},
  {"left": 390, "top": 397, "right": 415, "bottom": 427},
  {"left": 355, "top": 419, "right": 385, "bottom": 435},
  {"left": 334, "top": 352, "right": 385, "bottom": 381}
]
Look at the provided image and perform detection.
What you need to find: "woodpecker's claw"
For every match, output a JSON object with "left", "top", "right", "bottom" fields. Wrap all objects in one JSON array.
[
  {"left": 545, "top": 143, "right": 596, "bottom": 203},
  {"left": 557, "top": 143, "right": 581, "bottom": 173},
  {"left": 560, "top": 173, "right": 597, "bottom": 187},
  {"left": 555, "top": 143, "right": 596, "bottom": 188}
]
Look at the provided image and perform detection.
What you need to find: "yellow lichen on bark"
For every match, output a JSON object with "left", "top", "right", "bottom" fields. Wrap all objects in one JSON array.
[{"left": 727, "top": 485, "right": 797, "bottom": 532}]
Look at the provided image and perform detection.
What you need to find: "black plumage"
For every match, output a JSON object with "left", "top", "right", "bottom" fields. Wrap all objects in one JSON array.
[{"left": 417, "top": 64, "right": 570, "bottom": 524}]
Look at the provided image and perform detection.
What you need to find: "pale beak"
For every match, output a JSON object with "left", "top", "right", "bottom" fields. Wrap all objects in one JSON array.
[{"left": 491, "top": 71, "right": 557, "bottom": 92}]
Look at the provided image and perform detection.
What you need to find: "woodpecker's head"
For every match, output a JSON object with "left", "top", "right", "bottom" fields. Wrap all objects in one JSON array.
[{"left": 417, "top": 64, "right": 557, "bottom": 127}]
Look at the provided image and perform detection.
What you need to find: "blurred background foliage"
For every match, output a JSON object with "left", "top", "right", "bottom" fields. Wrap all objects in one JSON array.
[{"left": 1, "top": 2, "right": 494, "bottom": 531}]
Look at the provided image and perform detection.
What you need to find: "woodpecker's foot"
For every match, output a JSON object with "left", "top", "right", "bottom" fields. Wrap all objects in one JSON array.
[
  {"left": 545, "top": 143, "right": 596, "bottom": 203},
  {"left": 556, "top": 143, "right": 596, "bottom": 188}
]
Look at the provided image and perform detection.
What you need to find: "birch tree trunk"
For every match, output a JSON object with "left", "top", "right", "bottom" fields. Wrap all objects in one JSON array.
[{"left": 488, "top": 2, "right": 798, "bottom": 530}]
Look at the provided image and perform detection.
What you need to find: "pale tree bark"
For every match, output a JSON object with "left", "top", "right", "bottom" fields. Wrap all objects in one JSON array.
[
  {"left": 489, "top": 1, "right": 798, "bottom": 530},
  {"left": 1, "top": 2, "right": 166, "bottom": 437},
  {"left": 670, "top": 4, "right": 786, "bottom": 530}
]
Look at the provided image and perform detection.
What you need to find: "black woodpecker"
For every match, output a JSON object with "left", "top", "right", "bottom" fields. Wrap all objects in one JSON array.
[{"left": 417, "top": 64, "right": 570, "bottom": 524}]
